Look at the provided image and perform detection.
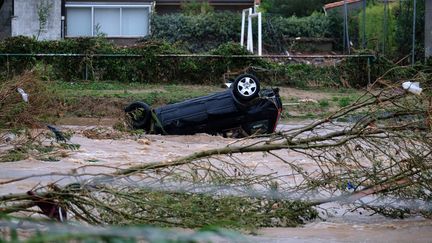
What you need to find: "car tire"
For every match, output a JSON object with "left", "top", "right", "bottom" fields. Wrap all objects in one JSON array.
[
  {"left": 124, "top": 101, "right": 151, "bottom": 130},
  {"left": 232, "top": 74, "right": 260, "bottom": 101}
]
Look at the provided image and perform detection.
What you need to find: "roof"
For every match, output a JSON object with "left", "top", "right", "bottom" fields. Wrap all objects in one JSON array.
[{"left": 324, "top": 0, "right": 361, "bottom": 10}]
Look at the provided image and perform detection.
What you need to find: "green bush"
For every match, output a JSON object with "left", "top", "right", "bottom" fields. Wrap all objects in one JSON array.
[
  {"left": 269, "top": 63, "right": 341, "bottom": 88},
  {"left": 393, "top": 0, "right": 425, "bottom": 63},
  {"left": 151, "top": 12, "right": 334, "bottom": 53},
  {"left": 260, "top": 0, "right": 334, "bottom": 17},
  {"left": 0, "top": 36, "right": 39, "bottom": 76},
  {"left": 358, "top": 3, "right": 397, "bottom": 55},
  {"left": 267, "top": 12, "right": 331, "bottom": 38},
  {"left": 0, "top": 37, "right": 266, "bottom": 84},
  {"left": 0, "top": 37, "right": 400, "bottom": 88},
  {"left": 150, "top": 13, "right": 242, "bottom": 52}
]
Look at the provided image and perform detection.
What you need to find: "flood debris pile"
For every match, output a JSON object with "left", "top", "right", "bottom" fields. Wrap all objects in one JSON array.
[
  {"left": 0, "top": 127, "right": 79, "bottom": 162},
  {"left": 0, "top": 154, "right": 318, "bottom": 229},
  {"left": 1, "top": 71, "right": 432, "bottom": 239},
  {"left": 0, "top": 71, "right": 59, "bottom": 129}
]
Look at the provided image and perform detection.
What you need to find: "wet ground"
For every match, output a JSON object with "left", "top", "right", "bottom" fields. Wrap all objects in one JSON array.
[{"left": 1, "top": 121, "right": 432, "bottom": 242}]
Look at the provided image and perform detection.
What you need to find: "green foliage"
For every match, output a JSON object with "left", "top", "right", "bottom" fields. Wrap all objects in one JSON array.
[
  {"left": 96, "top": 189, "right": 317, "bottom": 229},
  {"left": 151, "top": 12, "right": 242, "bottom": 52},
  {"left": 260, "top": 0, "right": 334, "bottom": 17},
  {"left": 181, "top": 0, "right": 214, "bottom": 15},
  {"left": 267, "top": 12, "right": 332, "bottom": 38},
  {"left": 338, "top": 96, "right": 352, "bottom": 107},
  {"left": 339, "top": 50, "right": 421, "bottom": 87},
  {"left": 151, "top": 12, "right": 334, "bottom": 53},
  {"left": 393, "top": 0, "right": 425, "bottom": 62},
  {"left": 0, "top": 36, "right": 38, "bottom": 76},
  {"left": 1, "top": 36, "right": 416, "bottom": 88},
  {"left": 0, "top": 37, "right": 266, "bottom": 84},
  {"left": 319, "top": 99, "right": 329, "bottom": 108},
  {"left": 358, "top": 3, "right": 397, "bottom": 55},
  {"left": 270, "top": 63, "right": 341, "bottom": 88},
  {"left": 327, "top": 11, "right": 344, "bottom": 50}
]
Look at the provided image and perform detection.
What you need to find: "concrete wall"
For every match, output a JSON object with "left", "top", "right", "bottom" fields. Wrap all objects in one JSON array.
[
  {"left": 12, "top": 0, "right": 62, "bottom": 40},
  {"left": 0, "top": 0, "right": 12, "bottom": 39}
]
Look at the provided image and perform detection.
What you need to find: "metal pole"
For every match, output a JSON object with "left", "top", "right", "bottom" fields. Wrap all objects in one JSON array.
[
  {"left": 343, "top": 0, "right": 350, "bottom": 54},
  {"left": 411, "top": 0, "right": 417, "bottom": 65},
  {"left": 258, "top": 12, "right": 262, "bottom": 56},
  {"left": 362, "top": 0, "right": 366, "bottom": 48},
  {"left": 247, "top": 8, "right": 253, "bottom": 53},
  {"left": 241, "top": 10, "right": 246, "bottom": 47},
  {"left": 382, "top": 0, "right": 388, "bottom": 54}
]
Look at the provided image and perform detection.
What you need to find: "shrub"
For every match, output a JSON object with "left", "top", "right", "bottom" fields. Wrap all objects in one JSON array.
[
  {"left": 267, "top": 12, "right": 331, "bottom": 39},
  {"left": 358, "top": 3, "right": 397, "bottom": 56},
  {"left": 150, "top": 12, "right": 334, "bottom": 53},
  {"left": 150, "top": 12, "right": 242, "bottom": 53},
  {"left": 393, "top": 0, "right": 425, "bottom": 63},
  {"left": 0, "top": 37, "right": 400, "bottom": 88}
]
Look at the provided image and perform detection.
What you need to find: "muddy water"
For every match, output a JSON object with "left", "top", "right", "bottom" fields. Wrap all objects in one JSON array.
[{"left": 1, "top": 122, "right": 432, "bottom": 242}]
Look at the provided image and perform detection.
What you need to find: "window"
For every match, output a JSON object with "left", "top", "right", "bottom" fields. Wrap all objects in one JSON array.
[{"left": 66, "top": 3, "right": 150, "bottom": 37}]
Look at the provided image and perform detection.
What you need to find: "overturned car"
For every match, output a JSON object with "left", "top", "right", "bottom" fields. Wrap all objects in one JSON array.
[{"left": 125, "top": 74, "right": 283, "bottom": 137}]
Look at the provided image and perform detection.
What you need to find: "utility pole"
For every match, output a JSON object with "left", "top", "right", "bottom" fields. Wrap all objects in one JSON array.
[{"left": 425, "top": 0, "right": 432, "bottom": 59}]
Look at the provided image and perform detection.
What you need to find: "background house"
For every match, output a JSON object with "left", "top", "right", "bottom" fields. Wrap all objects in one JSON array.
[
  {"left": 323, "top": 0, "right": 362, "bottom": 15},
  {"left": 0, "top": 0, "right": 12, "bottom": 39},
  {"left": 0, "top": 0, "right": 254, "bottom": 41}
]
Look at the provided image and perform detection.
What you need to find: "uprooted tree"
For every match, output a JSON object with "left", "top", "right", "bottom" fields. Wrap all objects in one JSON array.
[{"left": 0, "top": 69, "right": 432, "bottom": 230}]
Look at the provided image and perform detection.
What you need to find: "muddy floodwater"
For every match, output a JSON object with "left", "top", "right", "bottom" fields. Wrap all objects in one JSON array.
[{"left": 1, "top": 121, "right": 432, "bottom": 242}]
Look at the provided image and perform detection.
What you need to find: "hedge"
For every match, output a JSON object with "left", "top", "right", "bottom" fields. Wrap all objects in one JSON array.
[
  {"left": 0, "top": 37, "right": 263, "bottom": 84},
  {"left": 150, "top": 12, "right": 335, "bottom": 53},
  {"left": 1, "top": 36, "right": 416, "bottom": 88}
]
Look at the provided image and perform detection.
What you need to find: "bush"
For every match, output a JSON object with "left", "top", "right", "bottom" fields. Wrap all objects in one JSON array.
[
  {"left": 0, "top": 37, "right": 266, "bottom": 84},
  {"left": 393, "top": 0, "right": 425, "bottom": 62},
  {"left": 1, "top": 37, "right": 405, "bottom": 88},
  {"left": 358, "top": 3, "right": 397, "bottom": 56},
  {"left": 0, "top": 36, "right": 39, "bottom": 76},
  {"left": 270, "top": 63, "right": 341, "bottom": 88},
  {"left": 151, "top": 12, "right": 334, "bottom": 53},
  {"left": 267, "top": 12, "right": 332, "bottom": 39},
  {"left": 150, "top": 12, "right": 242, "bottom": 53},
  {"left": 260, "top": 0, "right": 334, "bottom": 17}
]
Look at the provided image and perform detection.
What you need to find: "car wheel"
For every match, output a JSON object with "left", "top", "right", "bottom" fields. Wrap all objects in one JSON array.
[
  {"left": 124, "top": 101, "right": 151, "bottom": 130},
  {"left": 233, "top": 74, "right": 260, "bottom": 101}
]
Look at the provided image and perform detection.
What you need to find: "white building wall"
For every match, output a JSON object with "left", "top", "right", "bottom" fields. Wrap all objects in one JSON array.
[{"left": 12, "top": 0, "right": 62, "bottom": 40}]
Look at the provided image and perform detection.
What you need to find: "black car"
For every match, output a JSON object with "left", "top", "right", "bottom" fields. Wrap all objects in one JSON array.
[{"left": 125, "top": 74, "right": 283, "bottom": 137}]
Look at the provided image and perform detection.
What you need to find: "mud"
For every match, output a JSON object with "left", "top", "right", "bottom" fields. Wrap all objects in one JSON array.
[{"left": 1, "top": 122, "right": 432, "bottom": 242}]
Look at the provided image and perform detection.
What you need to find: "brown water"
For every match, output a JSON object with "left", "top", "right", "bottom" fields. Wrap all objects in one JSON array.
[{"left": 1, "top": 122, "right": 432, "bottom": 242}]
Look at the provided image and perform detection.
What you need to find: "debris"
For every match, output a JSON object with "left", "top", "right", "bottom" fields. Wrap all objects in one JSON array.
[
  {"left": 402, "top": 81, "right": 422, "bottom": 95},
  {"left": 137, "top": 138, "right": 151, "bottom": 145},
  {"left": 299, "top": 98, "right": 318, "bottom": 104},
  {"left": 17, "top": 88, "right": 29, "bottom": 103},
  {"left": 47, "top": 125, "right": 68, "bottom": 143},
  {"left": 27, "top": 190, "right": 67, "bottom": 222},
  {"left": 83, "top": 127, "right": 124, "bottom": 140}
]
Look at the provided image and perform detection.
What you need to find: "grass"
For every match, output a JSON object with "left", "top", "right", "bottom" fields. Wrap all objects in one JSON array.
[
  {"left": 44, "top": 79, "right": 365, "bottom": 120},
  {"left": 53, "top": 81, "right": 222, "bottom": 106}
]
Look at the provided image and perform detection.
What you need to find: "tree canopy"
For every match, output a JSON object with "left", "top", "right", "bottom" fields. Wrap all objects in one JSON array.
[{"left": 260, "top": 0, "right": 335, "bottom": 17}]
